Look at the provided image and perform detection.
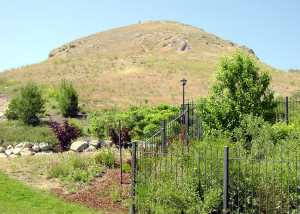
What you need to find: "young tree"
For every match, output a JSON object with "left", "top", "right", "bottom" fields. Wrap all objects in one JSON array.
[
  {"left": 198, "top": 50, "right": 276, "bottom": 132},
  {"left": 56, "top": 79, "right": 79, "bottom": 117},
  {"left": 5, "top": 81, "right": 45, "bottom": 126}
]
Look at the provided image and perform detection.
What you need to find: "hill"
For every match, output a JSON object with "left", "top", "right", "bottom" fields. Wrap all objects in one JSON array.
[{"left": 0, "top": 20, "right": 299, "bottom": 111}]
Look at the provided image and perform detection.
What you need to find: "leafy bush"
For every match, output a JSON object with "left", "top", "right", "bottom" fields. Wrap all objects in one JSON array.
[
  {"left": 197, "top": 50, "right": 277, "bottom": 134},
  {"left": 47, "top": 154, "right": 103, "bottom": 183},
  {"left": 233, "top": 114, "right": 273, "bottom": 151},
  {"left": 135, "top": 173, "right": 221, "bottom": 213},
  {"left": 121, "top": 162, "right": 131, "bottom": 173},
  {"left": 85, "top": 110, "right": 118, "bottom": 139},
  {"left": 5, "top": 81, "right": 45, "bottom": 126},
  {"left": 126, "top": 104, "right": 180, "bottom": 139},
  {"left": 56, "top": 80, "right": 79, "bottom": 117},
  {"left": 84, "top": 104, "right": 180, "bottom": 140},
  {"left": 93, "top": 150, "right": 116, "bottom": 167},
  {"left": 67, "top": 118, "right": 86, "bottom": 137},
  {"left": 49, "top": 121, "right": 79, "bottom": 151}
]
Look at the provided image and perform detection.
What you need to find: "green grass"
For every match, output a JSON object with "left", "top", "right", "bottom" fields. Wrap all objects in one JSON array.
[
  {"left": 0, "top": 121, "right": 58, "bottom": 148},
  {"left": 0, "top": 170, "right": 105, "bottom": 214}
]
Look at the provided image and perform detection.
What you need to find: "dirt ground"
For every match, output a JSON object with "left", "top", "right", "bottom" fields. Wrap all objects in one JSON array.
[{"left": 51, "top": 168, "right": 131, "bottom": 213}]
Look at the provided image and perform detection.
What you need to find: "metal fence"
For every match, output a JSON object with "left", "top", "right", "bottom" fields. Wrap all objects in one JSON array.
[
  {"left": 130, "top": 143, "right": 300, "bottom": 213},
  {"left": 276, "top": 97, "right": 300, "bottom": 124},
  {"left": 126, "top": 97, "right": 300, "bottom": 213},
  {"left": 141, "top": 101, "right": 203, "bottom": 150}
]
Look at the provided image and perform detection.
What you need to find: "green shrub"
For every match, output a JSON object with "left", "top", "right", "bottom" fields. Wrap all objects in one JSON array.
[
  {"left": 5, "top": 81, "right": 45, "bottom": 126},
  {"left": 121, "top": 163, "right": 131, "bottom": 173},
  {"left": 86, "top": 110, "right": 108, "bottom": 139},
  {"left": 197, "top": 50, "right": 276, "bottom": 134},
  {"left": 67, "top": 118, "right": 86, "bottom": 137},
  {"left": 56, "top": 80, "right": 79, "bottom": 117},
  {"left": 48, "top": 163, "right": 71, "bottom": 179},
  {"left": 47, "top": 154, "right": 102, "bottom": 183},
  {"left": 233, "top": 114, "right": 273, "bottom": 151},
  {"left": 135, "top": 173, "right": 222, "bottom": 213},
  {"left": 93, "top": 150, "right": 116, "bottom": 167}
]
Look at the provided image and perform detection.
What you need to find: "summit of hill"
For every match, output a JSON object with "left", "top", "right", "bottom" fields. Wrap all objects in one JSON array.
[{"left": 0, "top": 21, "right": 299, "bottom": 110}]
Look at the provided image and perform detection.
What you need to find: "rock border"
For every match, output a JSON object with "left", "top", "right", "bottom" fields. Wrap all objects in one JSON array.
[{"left": 0, "top": 140, "right": 112, "bottom": 158}]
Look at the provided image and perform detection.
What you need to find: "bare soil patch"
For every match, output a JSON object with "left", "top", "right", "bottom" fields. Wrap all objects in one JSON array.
[{"left": 51, "top": 168, "right": 130, "bottom": 213}]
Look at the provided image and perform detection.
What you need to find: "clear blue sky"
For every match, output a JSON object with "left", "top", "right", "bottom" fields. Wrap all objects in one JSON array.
[{"left": 0, "top": 0, "right": 299, "bottom": 72}]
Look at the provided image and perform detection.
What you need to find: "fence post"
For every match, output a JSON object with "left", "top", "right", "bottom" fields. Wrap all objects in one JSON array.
[
  {"left": 185, "top": 104, "right": 189, "bottom": 147},
  {"left": 162, "top": 119, "right": 166, "bottom": 154},
  {"left": 197, "top": 117, "right": 200, "bottom": 140},
  {"left": 223, "top": 146, "right": 229, "bottom": 214},
  {"left": 130, "top": 141, "right": 137, "bottom": 214},
  {"left": 181, "top": 104, "right": 185, "bottom": 125},
  {"left": 286, "top": 96, "right": 289, "bottom": 125},
  {"left": 119, "top": 120, "right": 122, "bottom": 184}
]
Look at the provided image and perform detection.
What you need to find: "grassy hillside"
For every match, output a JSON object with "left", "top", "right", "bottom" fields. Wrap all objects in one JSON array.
[{"left": 0, "top": 20, "right": 299, "bottom": 111}]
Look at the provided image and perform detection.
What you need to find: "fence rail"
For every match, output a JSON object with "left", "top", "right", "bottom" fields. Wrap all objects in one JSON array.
[
  {"left": 127, "top": 97, "right": 300, "bottom": 213},
  {"left": 130, "top": 142, "right": 300, "bottom": 213},
  {"left": 276, "top": 97, "right": 300, "bottom": 124}
]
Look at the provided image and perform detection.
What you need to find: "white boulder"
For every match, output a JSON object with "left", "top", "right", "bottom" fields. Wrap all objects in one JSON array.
[
  {"left": 84, "top": 145, "right": 97, "bottom": 152},
  {"left": 12, "top": 147, "right": 22, "bottom": 155},
  {"left": 70, "top": 141, "right": 88, "bottom": 152},
  {"left": 23, "top": 142, "right": 34, "bottom": 148},
  {"left": 89, "top": 140, "right": 101, "bottom": 148},
  {"left": 5, "top": 145, "right": 13, "bottom": 156},
  {"left": 32, "top": 143, "right": 41, "bottom": 152},
  {"left": 39, "top": 142, "right": 50, "bottom": 151},
  {"left": 20, "top": 148, "right": 35, "bottom": 156},
  {"left": 0, "top": 153, "right": 7, "bottom": 158},
  {"left": 15, "top": 143, "right": 24, "bottom": 148}
]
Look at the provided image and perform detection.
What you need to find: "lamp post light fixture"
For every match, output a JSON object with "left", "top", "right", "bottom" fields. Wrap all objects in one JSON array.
[{"left": 181, "top": 78, "right": 187, "bottom": 108}]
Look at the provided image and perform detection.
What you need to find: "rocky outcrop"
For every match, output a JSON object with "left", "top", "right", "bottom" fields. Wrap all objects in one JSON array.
[{"left": 178, "top": 42, "right": 191, "bottom": 51}]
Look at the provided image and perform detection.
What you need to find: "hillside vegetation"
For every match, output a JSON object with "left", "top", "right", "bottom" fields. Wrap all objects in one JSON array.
[{"left": 0, "top": 20, "right": 299, "bottom": 111}]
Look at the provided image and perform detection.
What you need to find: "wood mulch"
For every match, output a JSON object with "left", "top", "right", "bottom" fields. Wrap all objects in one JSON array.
[{"left": 51, "top": 168, "right": 131, "bottom": 213}]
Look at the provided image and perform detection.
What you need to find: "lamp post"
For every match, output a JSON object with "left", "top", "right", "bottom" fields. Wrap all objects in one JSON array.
[
  {"left": 181, "top": 78, "right": 187, "bottom": 108},
  {"left": 180, "top": 78, "right": 187, "bottom": 125}
]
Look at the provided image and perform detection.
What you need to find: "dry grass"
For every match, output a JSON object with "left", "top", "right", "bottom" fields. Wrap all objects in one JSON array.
[{"left": 0, "top": 21, "right": 298, "bottom": 111}]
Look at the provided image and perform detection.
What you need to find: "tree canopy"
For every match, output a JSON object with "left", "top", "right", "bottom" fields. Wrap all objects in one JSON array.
[{"left": 197, "top": 50, "right": 277, "bottom": 133}]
